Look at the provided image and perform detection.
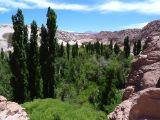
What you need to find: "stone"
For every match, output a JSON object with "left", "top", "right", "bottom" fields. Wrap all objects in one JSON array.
[
  {"left": 108, "top": 88, "right": 160, "bottom": 120},
  {"left": 0, "top": 96, "right": 29, "bottom": 120}
]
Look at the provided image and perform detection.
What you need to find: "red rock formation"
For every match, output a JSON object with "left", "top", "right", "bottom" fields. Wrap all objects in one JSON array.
[
  {"left": 0, "top": 96, "right": 29, "bottom": 120},
  {"left": 108, "top": 88, "right": 160, "bottom": 120},
  {"left": 109, "top": 20, "right": 160, "bottom": 119}
]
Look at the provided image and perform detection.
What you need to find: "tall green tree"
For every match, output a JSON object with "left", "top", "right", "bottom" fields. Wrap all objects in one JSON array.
[
  {"left": 10, "top": 9, "right": 28, "bottom": 103},
  {"left": 72, "top": 45, "right": 76, "bottom": 58},
  {"left": 40, "top": 24, "right": 49, "bottom": 98},
  {"left": 133, "top": 41, "right": 137, "bottom": 56},
  {"left": 60, "top": 42, "right": 64, "bottom": 57},
  {"left": 100, "top": 43, "right": 104, "bottom": 55},
  {"left": 28, "top": 21, "right": 41, "bottom": 100},
  {"left": 136, "top": 39, "right": 141, "bottom": 55},
  {"left": 1, "top": 48, "right": 4, "bottom": 60},
  {"left": 75, "top": 42, "right": 78, "bottom": 57},
  {"left": 114, "top": 43, "right": 120, "bottom": 55},
  {"left": 109, "top": 39, "right": 113, "bottom": 51},
  {"left": 123, "top": 36, "right": 130, "bottom": 58},
  {"left": 46, "top": 7, "right": 57, "bottom": 98},
  {"left": 67, "top": 42, "right": 70, "bottom": 60},
  {"left": 95, "top": 41, "right": 100, "bottom": 55}
]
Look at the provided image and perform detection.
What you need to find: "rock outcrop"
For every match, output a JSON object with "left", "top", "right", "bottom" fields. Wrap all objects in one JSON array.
[
  {"left": 109, "top": 20, "right": 160, "bottom": 119},
  {"left": 127, "top": 29, "right": 160, "bottom": 95},
  {"left": 108, "top": 88, "right": 160, "bottom": 120},
  {"left": 0, "top": 24, "right": 140, "bottom": 51},
  {"left": 0, "top": 96, "right": 29, "bottom": 120}
]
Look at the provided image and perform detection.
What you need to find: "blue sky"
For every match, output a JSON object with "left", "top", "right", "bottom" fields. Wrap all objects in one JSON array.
[{"left": 0, "top": 0, "right": 160, "bottom": 32}]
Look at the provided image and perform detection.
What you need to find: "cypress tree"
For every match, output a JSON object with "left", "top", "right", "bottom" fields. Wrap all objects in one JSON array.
[
  {"left": 114, "top": 43, "right": 120, "bottom": 55},
  {"left": 1, "top": 48, "right": 4, "bottom": 60},
  {"left": 60, "top": 42, "right": 64, "bottom": 57},
  {"left": 100, "top": 43, "right": 104, "bottom": 55},
  {"left": 72, "top": 45, "right": 76, "bottom": 58},
  {"left": 67, "top": 42, "right": 70, "bottom": 60},
  {"left": 109, "top": 39, "right": 113, "bottom": 51},
  {"left": 28, "top": 21, "right": 41, "bottom": 100},
  {"left": 133, "top": 41, "right": 137, "bottom": 56},
  {"left": 95, "top": 41, "right": 100, "bottom": 55},
  {"left": 75, "top": 42, "right": 78, "bottom": 57},
  {"left": 10, "top": 9, "right": 28, "bottom": 103},
  {"left": 46, "top": 7, "right": 57, "bottom": 98},
  {"left": 123, "top": 36, "right": 130, "bottom": 58},
  {"left": 137, "top": 39, "right": 141, "bottom": 55},
  {"left": 40, "top": 24, "right": 49, "bottom": 98}
]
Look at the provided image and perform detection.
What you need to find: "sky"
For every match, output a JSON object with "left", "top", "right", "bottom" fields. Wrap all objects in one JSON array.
[{"left": 0, "top": 0, "right": 160, "bottom": 32}]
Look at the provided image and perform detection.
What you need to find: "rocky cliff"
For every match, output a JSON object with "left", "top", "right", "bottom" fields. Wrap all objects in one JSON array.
[
  {"left": 108, "top": 20, "right": 160, "bottom": 120},
  {"left": 0, "top": 96, "right": 29, "bottom": 120},
  {"left": 0, "top": 24, "right": 140, "bottom": 51}
]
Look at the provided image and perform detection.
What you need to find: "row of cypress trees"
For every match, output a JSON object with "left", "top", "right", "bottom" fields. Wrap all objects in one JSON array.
[
  {"left": 10, "top": 7, "right": 57, "bottom": 103},
  {"left": 85, "top": 36, "right": 141, "bottom": 58},
  {"left": 9, "top": 7, "right": 141, "bottom": 103}
]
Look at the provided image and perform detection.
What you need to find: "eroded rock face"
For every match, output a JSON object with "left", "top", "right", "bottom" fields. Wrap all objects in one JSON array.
[
  {"left": 108, "top": 88, "right": 160, "bottom": 120},
  {"left": 127, "top": 32, "right": 160, "bottom": 93},
  {"left": 0, "top": 96, "right": 29, "bottom": 120},
  {"left": 109, "top": 21, "right": 160, "bottom": 120}
]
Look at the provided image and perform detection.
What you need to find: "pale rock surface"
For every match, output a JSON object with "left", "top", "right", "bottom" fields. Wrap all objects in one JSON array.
[
  {"left": 108, "top": 88, "right": 160, "bottom": 120},
  {"left": 109, "top": 20, "right": 160, "bottom": 120},
  {"left": 0, "top": 96, "right": 29, "bottom": 120}
]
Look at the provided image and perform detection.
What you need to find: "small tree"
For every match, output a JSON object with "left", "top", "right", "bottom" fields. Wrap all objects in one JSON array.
[
  {"left": 1, "top": 48, "right": 4, "bottom": 60},
  {"left": 60, "top": 42, "right": 64, "bottom": 57},
  {"left": 75, "top": 42, "right": 78, "bottom": 57},
  {"left": 123, "top": 36, "right": 130, "bottom": 58},
  {"left": 66, "top": 42, "right": 70, "bottom": 60},
  {"left": 114, "top": 43, "right": 120, "bottom": 55},
  {"left": 137, "top": 39, "right": 141, "bottom": 55},
  {"left": 109, "top": 39, "right": 113, "bottom": 51},
  {"left": 133, "top": 41, "right": 137, "bottom": 56}
]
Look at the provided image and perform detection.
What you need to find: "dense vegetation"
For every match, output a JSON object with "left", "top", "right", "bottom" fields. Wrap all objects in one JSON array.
[{"left": 0, "top": 7, "right": 142, "bottom": 120}]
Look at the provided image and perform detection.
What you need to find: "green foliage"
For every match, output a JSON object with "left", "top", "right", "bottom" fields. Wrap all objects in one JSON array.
[
  {"left": 66, "top": 42, "right": 70, "bottom": 60},
  {"left": 109, "top": 40, "right": 113, "bottom": 51},
  {"left": 123, "top": 36, "right": 130, "bottom": 58},
  {"left": 46, "top": 7, "right": 57, "bottom": 98},
  {"left": 133, "top": 41, "right": 137, "bottom": 56},
  {"left": 0, "top": 55, "right": 12, "bottom": 100},
  {"left": 6, "top": 8, "right": 133, "bottom": 119},
  {"left": 114, "top": 43, "right": 120, "bottom": 55},
  {"left": 40, "top": 24, "right": 49, "bottom": 98},
  {"left": 137, "top": 39, "right": 141, "bottom": 55},
  {"left": 10, "top": 9, "right": 29, "bottom": 103},
  {"left": 1, "top": 48, "right": 4, "bottom": 60},
  {"left": 23, "top": 99, "right": 106, "bottom": 120},
  {"left": 133, "top": 39, "right": 141, "bottom": 56},
  {"left": 27, "top": 20, "right": 41, "bottom": 100},
  {"left": 60, "top": 42, "right": 64, "bottom": 57}
]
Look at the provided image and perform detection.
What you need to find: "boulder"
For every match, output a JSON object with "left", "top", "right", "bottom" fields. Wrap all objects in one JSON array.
[
  {"left": 0, "top": 96, "right": 29, "bottom": 120},
  {"left": 108, "top": 88, "right": 160, "bottom": 120},
  {"left": 122, "top": 86, "right": 135, "bottom": 101}
]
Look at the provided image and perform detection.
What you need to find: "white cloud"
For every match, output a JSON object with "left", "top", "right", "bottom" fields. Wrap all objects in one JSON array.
[
  {"left": 0, "top": 0, "right": 160, "bottom": 15},
  {"left": 22, "top": 0, "right": 92, "bottom": 11},
  {"left": 123, "top": 22, "right": 148, "bottom": 29},
  {"left": 0, "top": 7, "right": 8, "bottom": 12},
  {"left": 98, "top": 0, "right": 160, "bottom": 15},
  {"left": 0, "top": 0, "right": 31, "bottom": 9},
  {"left": 0, "top": 0, "right": 91, "bottom": 11}
]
